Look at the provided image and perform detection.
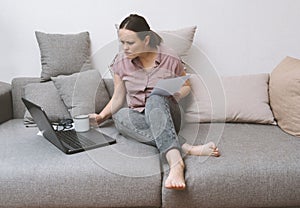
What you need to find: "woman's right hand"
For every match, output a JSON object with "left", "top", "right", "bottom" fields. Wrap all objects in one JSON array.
[{"left": 89, "top": 113, "right": 104, "bottom": 127}]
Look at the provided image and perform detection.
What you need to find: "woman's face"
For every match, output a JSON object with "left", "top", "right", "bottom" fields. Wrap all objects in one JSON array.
[{"left": 118, "top": 28, "right": 149, "bottom": 59}]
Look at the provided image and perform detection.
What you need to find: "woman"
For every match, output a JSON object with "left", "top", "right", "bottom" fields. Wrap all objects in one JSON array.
[{"left": 90, "top": 14, "right": 220, "bottom": 190}]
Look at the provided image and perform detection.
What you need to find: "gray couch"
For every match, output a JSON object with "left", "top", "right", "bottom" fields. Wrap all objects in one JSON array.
[{"left": 0, "top": 76, "right": 300, "bottom": 208}]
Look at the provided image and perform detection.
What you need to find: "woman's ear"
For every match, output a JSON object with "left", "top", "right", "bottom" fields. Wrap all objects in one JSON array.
[{"left": 144, "top": 35, "right": 150, "bottom": 46}]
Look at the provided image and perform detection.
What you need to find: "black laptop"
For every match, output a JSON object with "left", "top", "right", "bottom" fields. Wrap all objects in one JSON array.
[{"left": 22, "top": 98, "right": 116, "bottom": 154}]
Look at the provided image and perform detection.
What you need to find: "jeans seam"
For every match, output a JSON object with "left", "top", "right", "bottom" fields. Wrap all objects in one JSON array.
[
  {"left": 164, "top": 100, "right": 177, "bottom": 139},
  {"left": 148, "top": 96, "right": 180, "bottom": 153}
]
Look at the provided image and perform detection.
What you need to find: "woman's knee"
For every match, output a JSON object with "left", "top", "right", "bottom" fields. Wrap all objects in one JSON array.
[
  {"left": 146, "top": 95, "right": 169, "bottom": 114},
  {"left": 147, "top": 95, "right": 166, "bottom": 105},
  {"left": 112, "top": 108, "right": 155, "bottom": 145},
  {"left": 113, "top": 107, "right": 149, "bottom": 131},
  {"left": 112, "top": 107, "right": 130, "bottom": 123}
]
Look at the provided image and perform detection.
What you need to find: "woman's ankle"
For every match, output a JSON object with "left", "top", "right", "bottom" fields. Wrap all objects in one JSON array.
[
  {"left": 181, "top": 143, "right": 192, "bottom": 155},
  {"left": 166, "top": 148, "right": 185, "bottom": 168}
]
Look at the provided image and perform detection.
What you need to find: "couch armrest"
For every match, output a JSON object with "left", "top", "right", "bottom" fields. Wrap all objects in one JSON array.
[{"left": 0, "top": 81, "right": 13, "bottom": 124}]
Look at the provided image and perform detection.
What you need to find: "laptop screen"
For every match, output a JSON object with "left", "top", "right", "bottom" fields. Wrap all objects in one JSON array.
[{"left": 22, "top": 98, "right": 66, "bottom": 149}]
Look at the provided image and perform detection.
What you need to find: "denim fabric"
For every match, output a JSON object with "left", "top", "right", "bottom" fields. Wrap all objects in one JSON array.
[{"left": 113, "top": 95, "right": 186, "bottom": 156}]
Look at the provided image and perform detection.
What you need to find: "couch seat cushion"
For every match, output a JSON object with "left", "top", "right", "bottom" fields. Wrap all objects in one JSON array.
[
  {"left": 0, "top": 119, "right": 161, "bottom": 208},
  {"left": 162, "top": 123, "right": 300, "bottom": 208}
]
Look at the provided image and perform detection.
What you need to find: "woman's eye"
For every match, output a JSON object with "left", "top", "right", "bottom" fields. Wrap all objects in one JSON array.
[{"left": 120, "top": 41, "right": 134, "bottom": 45}]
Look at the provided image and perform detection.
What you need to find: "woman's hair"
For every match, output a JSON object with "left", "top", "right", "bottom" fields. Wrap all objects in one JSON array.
[{"left": 119, "top": 14, "right": 162, "bottom": 48}]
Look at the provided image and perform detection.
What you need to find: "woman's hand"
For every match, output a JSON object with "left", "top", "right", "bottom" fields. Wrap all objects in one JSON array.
[
  {"left": 89, "top": 113, "right": 104, "bottom": 127},
  {"left": 88, "top": 74, "right": 125, "bottom": 128}
]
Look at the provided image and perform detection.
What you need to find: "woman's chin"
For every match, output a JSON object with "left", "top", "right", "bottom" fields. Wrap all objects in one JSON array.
[{"left": 125, "top": 54, "right": 136, "bottom": 59}]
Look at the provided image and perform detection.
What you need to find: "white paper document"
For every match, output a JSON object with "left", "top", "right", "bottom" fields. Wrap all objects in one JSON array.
[{"left": 150, "top": 75, "right": 191, "bottom": 96}]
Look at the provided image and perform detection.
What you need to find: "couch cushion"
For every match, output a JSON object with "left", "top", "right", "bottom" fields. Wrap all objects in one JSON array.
[
  {"left": 269, "top": 56, "right": 300, "bottom": 137},
  {"left": 114, "top": 25, "right": 196, "bottom": 58},
  {"left": 162, "top": 123, "right": 300, "bottom": 208},
  {"left": 0, "top": 119, "right": 162, "bottom": 208},
  {"left": 158, "top": 26, "right": 197, "bottom": 57},
  {"left": 0, "top": 81, "right": 12, "bottom": 124},
  {"left": 35, "top": 31, "right": 92, "bottom": 81},
  {"left": 52, "top": 70, "right": 110, "bottom": 117},
  {"left": 184, "top": 73, "right": 275, "bottom": 124},
  {"left": 23, "top": 81, "right": 71, "bottom": 124},
  {"left": 11, "top": 77, "right": 41, "bottom": 118},
  {"left": 103, "top": 78, "right": 114, "bottom": 98}
]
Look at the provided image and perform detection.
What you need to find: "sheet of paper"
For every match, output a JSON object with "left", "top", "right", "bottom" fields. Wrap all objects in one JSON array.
[{"left": 150, "top": 75, "right": 191, "bottom": 96}]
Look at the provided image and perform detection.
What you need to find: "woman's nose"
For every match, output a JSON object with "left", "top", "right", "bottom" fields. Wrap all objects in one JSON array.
[{"left": 123, "top": 43, "right": 129, "bottom": 51}]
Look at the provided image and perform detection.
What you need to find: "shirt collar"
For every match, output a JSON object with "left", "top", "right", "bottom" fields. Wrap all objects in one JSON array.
[{"left": 131, "top": 46, "right": 162, "bottom": 69}]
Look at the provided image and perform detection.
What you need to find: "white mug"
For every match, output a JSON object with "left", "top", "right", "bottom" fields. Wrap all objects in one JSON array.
[{"left": 73, "top": 115, "right": 90, "bottom": 132}]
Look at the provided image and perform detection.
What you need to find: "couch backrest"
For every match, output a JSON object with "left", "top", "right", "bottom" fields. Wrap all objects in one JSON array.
[
  {"left": 11, "top": 77, "right": 115, "bottom": 119},
  {"left": 11, "top": 43, "right": 212, "bottom": 119},
  {"left": 11, "top": 77, "right": 41, "bottom": 118}
]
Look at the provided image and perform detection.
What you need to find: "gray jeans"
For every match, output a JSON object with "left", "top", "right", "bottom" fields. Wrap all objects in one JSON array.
[{"left": 112, "top": 95, "right": 186, "bottom": 157}]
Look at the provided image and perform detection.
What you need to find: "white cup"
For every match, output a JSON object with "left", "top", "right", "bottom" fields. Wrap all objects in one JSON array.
[{"left": 73, "top": 115, "right": 90, "bottom": 132}]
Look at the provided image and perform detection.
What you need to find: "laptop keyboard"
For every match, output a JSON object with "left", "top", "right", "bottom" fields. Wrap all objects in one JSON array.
[{"left": 57, "top": 130, "right": 96, "bottom": 148}]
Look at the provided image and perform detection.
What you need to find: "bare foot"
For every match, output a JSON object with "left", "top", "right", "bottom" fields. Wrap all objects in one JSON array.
[
  {"left": 183, "top": 142, "right": 220, "bottom": 157},
  {"left": 165, "top": 162, "right": 186, "bottom": 190}
]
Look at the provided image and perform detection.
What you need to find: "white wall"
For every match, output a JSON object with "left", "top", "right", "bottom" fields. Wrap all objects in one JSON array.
[{"left": 1, "top": 0, "right": 300, "bottom": 83}]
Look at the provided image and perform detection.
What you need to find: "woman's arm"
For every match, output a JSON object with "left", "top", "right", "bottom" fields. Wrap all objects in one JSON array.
[
  {"left": 90, "top": 74, "right": 126, "bottom": 125},
  {"left": 176, "top": 85, "right": 191, "bottom": 100}
]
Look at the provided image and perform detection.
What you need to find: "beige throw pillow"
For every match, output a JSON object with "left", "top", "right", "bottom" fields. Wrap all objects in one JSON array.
[
  {"left": 115, "top": 25, "right": 196, "bottom": 58},
  {"left": 157, "top": 26, "right": 197, "bottom": 57},
  {"left": 269, "top": 56, "right": 300, "bottom": 137},
  {"left": 185, "top": 73, "right": 275, "bottom": 124}
]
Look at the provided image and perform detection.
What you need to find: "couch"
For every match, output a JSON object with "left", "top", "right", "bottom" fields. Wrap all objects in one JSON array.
[
  {"left": 1, "top": 29, "right": 300, "bottom": 208},
  {"left": 1, "top": 74, "right": 300, "bottom": 208}
]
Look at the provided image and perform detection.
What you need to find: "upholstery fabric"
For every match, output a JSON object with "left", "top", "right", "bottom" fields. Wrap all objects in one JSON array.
[
  {"left": 52, "top": 70, "right": 110, "bottom": 117},
  {"left": 115, "top": 25, "right": 196, "bottom": 58},
  {"left": 162, "top": 123, "right": 300, "bottom": 208},
  {"left": 157, "top": 26, "right": 197, "bottom": 57},
  {"left": 11, "top": 77, "right": 41, "bottom": 118},
  {"left": 35, "top": 31, "right": 92, "bottom": 81},
  {"left": 3, "top": 75, "right": 300, "bottom": 208},
  {"left": 103, "top": 78, "right": 114, "bottom": 98},
  {"left": 0, "top": 81, "right": 12, "bottom": 123},
  {"left": 184, "top": 73, "right": 275, "bottom": 124},
  {"left": 0, "top": 119, "right": 161, "bottom": 208},
  {"left": 23, "top": 81, "right": 71, "bottom": 124},
  {"left": 269, "top": 56, "right": 300, "bottom": 137}
]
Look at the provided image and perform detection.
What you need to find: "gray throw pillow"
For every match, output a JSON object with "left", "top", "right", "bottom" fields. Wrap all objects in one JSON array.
[
  {"left": 24, "top": 81, "right": 71, "bottom": 124},
  {"left": 51, "top": 69, "right": 110, "bottom": 117},
  {"left": 35, "top": 31, "right": 92, "bottom": 81}
]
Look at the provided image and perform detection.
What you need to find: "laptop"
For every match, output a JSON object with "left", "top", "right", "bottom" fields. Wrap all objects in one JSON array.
[{"left": 22, "top": 98, "right": 116, "bottom": 154}]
